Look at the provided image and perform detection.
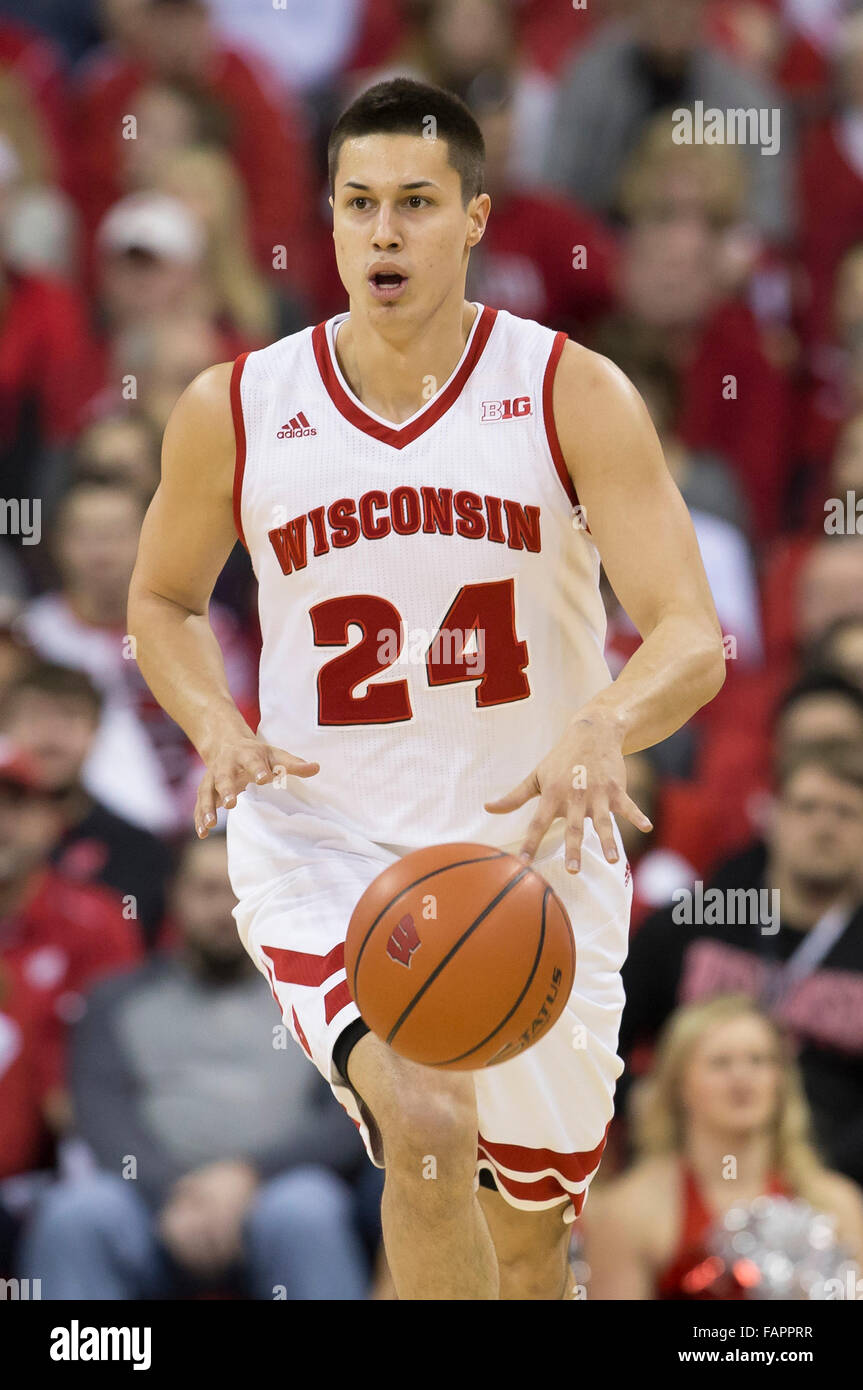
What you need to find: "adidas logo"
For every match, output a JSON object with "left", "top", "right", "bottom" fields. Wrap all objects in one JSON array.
[{"left": 277, "top": 411, "right": 317, "bottom": 439}]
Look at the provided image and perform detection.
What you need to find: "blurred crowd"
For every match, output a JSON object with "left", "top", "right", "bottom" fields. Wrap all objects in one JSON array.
[{"left": 1, "top": 0, "right": 863, "bottom": 1301}]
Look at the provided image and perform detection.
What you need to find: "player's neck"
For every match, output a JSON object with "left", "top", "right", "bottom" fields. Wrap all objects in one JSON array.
[{"left": 335, "top": 295, "right": 478, "bottom": 426}]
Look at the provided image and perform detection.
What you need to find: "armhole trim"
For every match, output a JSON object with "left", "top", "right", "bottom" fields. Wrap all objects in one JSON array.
[
  {"left": 231, "top": 351, "right": 251, "bottom": 551},
  {"left": 542, "top": 330, "right": 580, "bottom": 512}
]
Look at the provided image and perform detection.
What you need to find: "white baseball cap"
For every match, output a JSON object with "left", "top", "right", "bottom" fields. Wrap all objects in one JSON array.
[{"left": 97, "top": 191, "right": 205, "bottom": 265}]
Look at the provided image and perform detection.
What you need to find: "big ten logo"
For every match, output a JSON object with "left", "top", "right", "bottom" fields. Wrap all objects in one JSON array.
[{"left": 481, "top": 397, "right": 532, "bottom": 423}]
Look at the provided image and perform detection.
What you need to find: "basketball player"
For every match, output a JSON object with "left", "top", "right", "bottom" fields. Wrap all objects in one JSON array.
[{"left": 128, "top": 78, "right": 726, "bottom": 1300}]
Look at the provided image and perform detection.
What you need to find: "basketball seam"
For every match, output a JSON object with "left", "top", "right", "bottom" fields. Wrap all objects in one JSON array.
[
  {"left": 350, "top": 849, "right": 507, "bottom": 998},
  {"left": 384, "top": 866, "right": 531, "bottom": 1046},
  {"left": 429, "top": 883, "right": 551, "bottom": 1067}
]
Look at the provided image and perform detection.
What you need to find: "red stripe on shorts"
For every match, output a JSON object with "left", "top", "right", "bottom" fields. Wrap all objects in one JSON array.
[
  {"left": 485, "top": 1165, "right": 591, "bottom": 1217},
  {"left": 477, "top": 1119, "right": 611, "bottom": 1185},
  {"left": 291, "top": 1007, "right": 313, "bottom": 1059},
  {"left": 324, "top": 980, "right": 353, "bottom": 1024},
  {"left": 266, "top": 942, "right": 345, "bottom": 987}
]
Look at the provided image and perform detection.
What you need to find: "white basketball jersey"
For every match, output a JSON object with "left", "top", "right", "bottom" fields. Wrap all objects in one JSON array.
[{"left": 231, "top": 303, "right": 613, "bottom": 855}]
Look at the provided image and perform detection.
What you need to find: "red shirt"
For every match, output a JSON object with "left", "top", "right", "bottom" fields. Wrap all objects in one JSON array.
[
  {"left": 678, "top": 299, "right": 792, "bottom": 540},
  {"left": 799, "top": 122, "right": 863, "bottom": 350},
  {"left": 0, "top": 867, "right": 142, "bottom": 1090},
  {"left": 0, "top": 959, "right": 56, "bottom": 1179},
  {"left": 70, "top": 46, "right": 316, "bottom": 287},
  {"left": 0, "top": 272, "right": 97, "bottom": 445}
]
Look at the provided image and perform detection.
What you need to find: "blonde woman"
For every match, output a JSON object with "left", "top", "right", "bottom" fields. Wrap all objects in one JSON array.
[
  {"left": 154, "top": 145, "right": 278, "bottom": 344},
  {"left": 581, "top": 995, "right": 863, "bottom": 1299}
]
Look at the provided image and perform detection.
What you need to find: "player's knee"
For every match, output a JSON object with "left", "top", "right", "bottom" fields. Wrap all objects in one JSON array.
[
  {"left": 379, "top": 1073, "right": 477, "bottom": 1170},
  {"left": 498, "top": 1246, "right": 569, "bottom": 1301}
]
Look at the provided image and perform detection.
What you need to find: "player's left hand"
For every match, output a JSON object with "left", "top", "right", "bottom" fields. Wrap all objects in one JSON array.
[{"left": 483, "top": 712, "right": 652, "bottom": 873}]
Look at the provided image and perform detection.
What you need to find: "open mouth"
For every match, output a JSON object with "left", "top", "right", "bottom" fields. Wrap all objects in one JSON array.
[{"left": 369, "top": 272, "right": 408, "bottom": 300}]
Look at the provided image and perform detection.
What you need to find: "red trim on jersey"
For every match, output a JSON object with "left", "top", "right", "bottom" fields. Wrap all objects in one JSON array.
[
  {"left": 312, "top": 305, "right": 498, "bottom": 450},
  {"left": 231, "top": 351, "right": 251, "bottom": 551},
  {"left": 266, "top": 941, "right": 345, "bottom": 988},
  {"left": 542, "top": 331, "right": 580, "bottom": 511}
]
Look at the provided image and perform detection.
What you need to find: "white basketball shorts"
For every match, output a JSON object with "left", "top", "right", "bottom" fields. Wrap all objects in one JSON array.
[{"left": 226, "top": 790, "right": 632, "bottom": 1224}]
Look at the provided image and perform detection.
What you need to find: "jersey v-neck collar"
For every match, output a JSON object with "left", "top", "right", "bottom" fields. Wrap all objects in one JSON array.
[{"left": 311, "top": 302, "right": 498, "bottom": 450}]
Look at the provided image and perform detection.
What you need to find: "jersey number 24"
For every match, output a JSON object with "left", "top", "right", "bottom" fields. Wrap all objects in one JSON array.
[{"left": 311, "top": 578, "right": 530, "bottom": 725}]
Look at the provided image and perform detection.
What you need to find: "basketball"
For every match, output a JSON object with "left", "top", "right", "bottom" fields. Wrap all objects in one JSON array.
[{"left": 345, "top": 843, "right": 575, "bottom": 1070}]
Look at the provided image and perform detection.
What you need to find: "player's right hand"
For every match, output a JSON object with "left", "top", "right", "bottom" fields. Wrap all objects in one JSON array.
[{"left": 194, "top": 736, "right": 320, "bottom": 837}]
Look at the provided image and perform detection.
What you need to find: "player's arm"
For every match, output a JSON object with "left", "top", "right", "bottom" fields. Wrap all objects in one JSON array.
[
  {"left": 486, "top": 343, "right": 725, "bottom": 869},
  {"left": 556, "top": 343, "right": 726, "bottom": 750},
  {"left": 127, "top": 363, "right": 319, "bottom": 838}
]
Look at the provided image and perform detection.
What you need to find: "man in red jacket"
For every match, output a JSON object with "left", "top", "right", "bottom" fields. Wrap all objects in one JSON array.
[{"left": 0, "top": 740, "right": 142, "bottom": 1095}]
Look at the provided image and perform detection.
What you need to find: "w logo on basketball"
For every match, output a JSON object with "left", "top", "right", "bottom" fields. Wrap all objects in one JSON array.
[{"left": 386, "top": 913, "right": 422, "bottom": 967}]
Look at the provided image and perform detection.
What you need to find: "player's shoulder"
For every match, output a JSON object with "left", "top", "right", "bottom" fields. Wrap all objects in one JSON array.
[{"left": 555, "top": 337, "right": 638, "bottom": 403}]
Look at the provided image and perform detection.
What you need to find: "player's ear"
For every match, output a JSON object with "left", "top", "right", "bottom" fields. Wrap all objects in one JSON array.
[{"left": 467, "top": 193, "right": 490, "bottom": 248}]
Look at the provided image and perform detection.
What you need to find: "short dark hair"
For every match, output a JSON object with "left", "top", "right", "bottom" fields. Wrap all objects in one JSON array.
[
  {"left": 775, "top": 739, "right": 863, "bottom": 796},
  {"left": 0, "top": 660, "right": 103, "bottom": 723},
  {"left": 328, "top": 77, "right": 485, "bottom": 207},
  {"left": 775, "top": 669, "right": 863, "bottom": 724}
]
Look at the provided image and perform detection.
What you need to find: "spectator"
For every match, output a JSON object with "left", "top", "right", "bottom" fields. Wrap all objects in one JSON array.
[
  {"left": 0, "top": 661, "right": 174, "bottom": 948},
  {"left": 351, "top": 0, "right": 556, "bottom": 190},
  {"left": 543, "top": 0, "right": 793, "bottom": 241},
  {"left": 619, "top": 742, "right": 863, "bottom": 1184},
  {"left": 71, "top": 411, "right": 161, "bottom": 498},
  {"left": 462, "top": 67, "right": 618, "bottom": 337},
  {"left": 598, "top": 142, "right": 792, "bottom": 538},
  {"left": 583, "top": 995, "right": 863, "bottom": 1298},
  {"left": 70, "top": 0, "right": 317, "bottom": 285},
  {"left": 206, "top": 0, "right": 405, "bottom": 96},
  {"left": 17, "top": 832, "right": 373, "bottom": 1300},
  {"left": 20, "top": 478, "right": 257, "bottom": 833},
  {"left": 798, "top": 14, "right": 863, "bottom": 349},
  {"left": 0, "top": 736, "right": 141, "bottom": 1114},
  {"left": 807, "top": 614, "right": 863, "bottom": 693}
]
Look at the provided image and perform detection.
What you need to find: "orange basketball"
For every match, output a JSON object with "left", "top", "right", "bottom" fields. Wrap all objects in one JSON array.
[{"left": 345, "top": 842, "right": 575, "bottom": 1070}]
